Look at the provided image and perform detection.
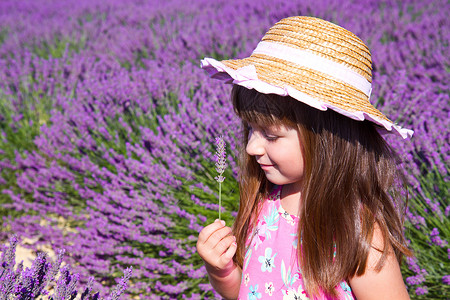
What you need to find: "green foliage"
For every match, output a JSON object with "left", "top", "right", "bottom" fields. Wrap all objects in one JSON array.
[
  {"left": 0, "top": 27, "right": 7, "bottom": 47},
  {"left": 0, "top": 87, "right": 45, "bottom": 221},
  {"left": 168, "top": 143, "right": 239, "bottom": 298},
  {"left": 0, "top": 3, "right": 447, "bottom": 299},
  {"left": 33, "top": 34, "right": 86, "bottom": 59},
  {"left": 402, "top": 165, "right": 450, "bottom": 299}
]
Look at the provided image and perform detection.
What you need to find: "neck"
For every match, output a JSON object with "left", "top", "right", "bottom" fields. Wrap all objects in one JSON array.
[{"left": 280, "top": 182, "right": 302, "bottom": 216}]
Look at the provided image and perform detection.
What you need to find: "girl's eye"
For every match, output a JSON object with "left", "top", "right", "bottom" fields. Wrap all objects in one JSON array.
[
  {"left": 265, "top": 136, "right": 278, "bottom": 141},
  {"left": 263, "top": 132, "right": 279, "bottom": 141},
  {"left": 246, "top": 123, "right": 279, "bottom": 141}
]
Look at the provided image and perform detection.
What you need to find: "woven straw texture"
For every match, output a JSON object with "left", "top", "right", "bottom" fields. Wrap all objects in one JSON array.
[{"left": 221, "top": 16, "right": 391, "bottom": 123}]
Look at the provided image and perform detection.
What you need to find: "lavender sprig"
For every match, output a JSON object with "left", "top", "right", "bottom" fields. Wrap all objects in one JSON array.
[
  {"left": 0, "top": 236, "right": 132, "bottom": 299},
  {"left": 105, "top": 267, "right": 133, "bottom": 300},
  {"left": 214, "top": 136, "right": 227, "bottom": 220},
  {"left": 0, "top": 235, "right": 18, "bottom": 271}
]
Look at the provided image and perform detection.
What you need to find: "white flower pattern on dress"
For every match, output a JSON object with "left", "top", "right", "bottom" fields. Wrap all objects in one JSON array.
[
  {"left": 244, "top": 273, "right": 250, "bottom": 286},
  {"left": 282, "top": 286, "right": 309, "bottom": 300},
  {"left": 265, "top": 282, "right": 275, "bottom": 296},
  {"left": 237, "top": 186, "right": 354, "bottom": 300},
  {"left": 278, "top": 204, "right": 296, "bottom": 226}
]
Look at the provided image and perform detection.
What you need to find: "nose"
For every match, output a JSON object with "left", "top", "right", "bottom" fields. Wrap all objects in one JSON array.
[{"left": 246, "top": 130, "right": 265, "bottom": 157}]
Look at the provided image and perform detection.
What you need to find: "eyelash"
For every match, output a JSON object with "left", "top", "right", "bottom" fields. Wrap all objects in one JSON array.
[
  {"left": 264, "top": 133, "right": 278, "bottom": 141},
  {"left": 247, "top": 125, "right": 279, "bottom": 141}
]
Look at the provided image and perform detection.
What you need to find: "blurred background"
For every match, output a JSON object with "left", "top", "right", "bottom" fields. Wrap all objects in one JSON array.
[{"left": 0, "top": 0, "right": 448, "bottom": 299}]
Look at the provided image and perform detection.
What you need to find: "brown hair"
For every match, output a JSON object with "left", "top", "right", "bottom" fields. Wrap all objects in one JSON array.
[{"left": 231, "top": 85, "right": 411, "bottom": 297}]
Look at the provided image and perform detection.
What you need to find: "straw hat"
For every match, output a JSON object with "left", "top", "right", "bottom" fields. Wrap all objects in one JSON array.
[{"left": 201, "top": 16, "right": 413, "bottom": 139}]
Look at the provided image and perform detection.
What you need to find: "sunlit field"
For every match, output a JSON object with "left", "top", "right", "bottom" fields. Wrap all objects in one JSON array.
[{"left": 0, "top": 0, "right": 448, "bottom": 298}]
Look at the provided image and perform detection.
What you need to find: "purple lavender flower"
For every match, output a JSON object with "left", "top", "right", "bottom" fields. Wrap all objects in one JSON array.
[
  {"left": 0, "top": 235, "right": 18, "bottom": 271},
  {"left": 48, "top": 249, "right": 65, "bottom": 283},
  {"left": 215, "top": 136, "right": 227, "bottom": 183},
  {"left": 80, "top": 277, "right": 94, "bottom": 300},
  {"left": 12, "top": 251, "right": 51, "bottom": 299},
  {"left": 0, "top": 235, "right": 21, "bottom": 299},
  {"left": 0, "top": 237, "right": 132, "bottom": 299},
  {"left": 30, "top": 252, "right": 51, "bottom": 297},
  {"left": 214, "top": 135, "right": 227, "bottom": 220},
  {"left": 415, "top": 285, "right": 429, "bottom": 295},
  {"left": 429, "top": 228, "right": 448, "bottom": 248},
  {"left": 0, "top": 0, "right": 447, "bottom": 298},
  {"left": 406, "top": 273, "right": 426, "bottom": 285},
  {"left": 105, "top": 267, "right": 132, "bottom": 300}
]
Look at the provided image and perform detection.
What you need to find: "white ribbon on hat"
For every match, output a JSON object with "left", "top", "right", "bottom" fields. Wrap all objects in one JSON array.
[
  {"left": 251, "top": 41, "right": 372, "bottom": 97},
  {"left": 233, "top": 65, "right": 258, "bottom": 81},
  {"left": 200, "top": 57, "right": 413, "bottom": 139}
]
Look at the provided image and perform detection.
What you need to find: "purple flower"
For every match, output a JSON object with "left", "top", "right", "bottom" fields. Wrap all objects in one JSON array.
[
  {"left": 80, "top": 277, "right": 94, "bottom": 300},
  {"left": 429, "top": 228, "right": 448, "bottom": 248},
  {"left": 105, "top": 267, "right": 133, "bottom": 300},
  {"left": 415, "top": 286, "right": 428, "bottom": 295},
  {"left": 0, "top": 0, "right": 447, "bottom": 298},
  {"left": 0, "top": 235, "right": 18, "bottom": 271},
  {"left": 0, "top": 237, "right": 132, "bottom": 299},
  {"left": 406, "top": 274, "right": 426, "bottom": 285},
  {"left": 214, "top": 135, "right": 227, "bottom": 183},
  {"left": 214, "top": 135, "right": 227, "bottom": 220}
]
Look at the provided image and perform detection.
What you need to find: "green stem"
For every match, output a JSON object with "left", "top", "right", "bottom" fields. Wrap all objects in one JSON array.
[{"left": 218, "top": 181, "right": 222, "bottom": 220}]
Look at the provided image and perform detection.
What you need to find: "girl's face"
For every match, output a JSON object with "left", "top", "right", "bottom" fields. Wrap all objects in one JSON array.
[{"left": 246, "top": 122, "right": 304, "bottom": 188}]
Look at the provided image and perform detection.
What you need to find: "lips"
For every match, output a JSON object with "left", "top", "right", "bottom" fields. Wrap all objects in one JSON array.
[{"left": 259, "top": 163, "right": 274, "bottom": 170}]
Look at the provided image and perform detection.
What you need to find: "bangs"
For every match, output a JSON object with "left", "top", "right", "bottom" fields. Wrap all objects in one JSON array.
[{"left": 231, "top": 85, "right": 296, "bottom": 128}]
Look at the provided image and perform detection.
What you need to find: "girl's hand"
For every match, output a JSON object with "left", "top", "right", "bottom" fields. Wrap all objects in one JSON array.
[
  {"left": 197, "top": 220, "right": 241, "bottom": 299},
  {"left": 197, "top": 219, "right": 237, "bottom": 275}
]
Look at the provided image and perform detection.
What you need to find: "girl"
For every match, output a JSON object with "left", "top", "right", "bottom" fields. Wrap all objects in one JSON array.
[{"left": 197, "top": 16, "right": 413, "bottom": 299}]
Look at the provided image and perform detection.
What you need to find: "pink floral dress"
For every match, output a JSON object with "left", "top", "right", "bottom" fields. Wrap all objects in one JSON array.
[{"left": 237, "top": 186, "right": 355, "bottom": 300}]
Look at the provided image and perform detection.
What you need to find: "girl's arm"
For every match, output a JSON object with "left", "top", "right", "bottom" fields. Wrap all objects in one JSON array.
[
  {"left": 197, "top": 220, "right": 242, "bottom": 299},
  {"left": 349, "top": 224, "right": 410, "bottom": 300}
]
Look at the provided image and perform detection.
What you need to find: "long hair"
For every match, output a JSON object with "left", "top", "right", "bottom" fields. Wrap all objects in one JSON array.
[{"left": 231, "top": 85, "right": 411, "bottom": 297}]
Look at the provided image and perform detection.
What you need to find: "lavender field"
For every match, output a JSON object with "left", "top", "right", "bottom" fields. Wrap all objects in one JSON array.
[{"left": 0, "top": 0, "right": 448, "bottom": 299}]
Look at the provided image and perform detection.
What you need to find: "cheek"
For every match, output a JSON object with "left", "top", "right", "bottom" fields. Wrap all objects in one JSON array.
[
  {"left": 290, "top": 152, "right": 304, "bottom": 170},
  {"left": 275, "top": 146, "right": 303, "bottom": 167},
  {"left": 284, "top": 145, "right": 304, "bottom": 172}
]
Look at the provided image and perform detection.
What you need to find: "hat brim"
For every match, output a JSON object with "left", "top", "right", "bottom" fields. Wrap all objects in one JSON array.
[{"left": 201, "top": 57, "right": 413, "bottom": 139}]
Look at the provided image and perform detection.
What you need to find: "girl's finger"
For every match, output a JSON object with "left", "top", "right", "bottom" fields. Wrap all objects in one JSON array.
[
  {"left": 204, "top": 226, "right": 232, "bottom": 249},
  {"left": 219, "top": 241, "right": 238, "bottom": 268},
  {"left": 198, "top": 220, "right": 225, "bottom": 244},
  {"left": 214, "top": 235, "right": 236, "bottom": 255}
]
